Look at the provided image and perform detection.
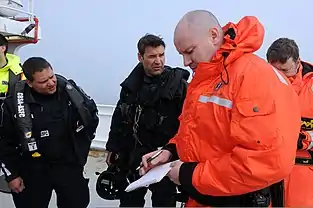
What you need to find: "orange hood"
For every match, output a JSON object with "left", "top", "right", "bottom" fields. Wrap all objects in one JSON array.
[
  {"left": 220, "top": 16, "right": 265, "bottom": 66},
  {"left": 191, "top": 16, "right": 265, "bottom": 87}
]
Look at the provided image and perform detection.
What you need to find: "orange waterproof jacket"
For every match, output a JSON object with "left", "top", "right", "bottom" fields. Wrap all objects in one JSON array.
[
  {"left": 288, "top": 62, "right": 313, "bottom": 152},
  {"left": 166, "top": 16, "right": 301, "bottom": 206},
  {"left": 284, "top": 61, "right": 313, "bottom": 206}
]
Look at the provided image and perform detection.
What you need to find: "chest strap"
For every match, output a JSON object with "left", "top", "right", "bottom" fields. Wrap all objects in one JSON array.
[
  {"left": 56, "top": 74, "right": 93, "bottom": 138},
  {"left": 295, "top": 157, "right": 313, "bottom": 165},
  {"left": 13, "top": 80, "right": 38, "bottom": 156},
  {"left": 8, "top": 70, "right": 21, "bottom": 96}
]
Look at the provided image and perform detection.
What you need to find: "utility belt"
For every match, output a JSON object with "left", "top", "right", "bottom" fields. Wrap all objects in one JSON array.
[
  {"left": 295, "top": 157, "right": 313, "bottom": 165},
  {"left": 174, "top": 181, "right": 284, "bottom": 207},
  {"left": 295, "top": 150, "right": 313, "bottom": 166}
]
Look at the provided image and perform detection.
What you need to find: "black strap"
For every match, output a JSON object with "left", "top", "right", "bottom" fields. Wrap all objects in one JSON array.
[
  {"left": 56, "top": 74, "right": 93, "bottom": 138},
  {"left": 8, "top": 70, "right": 21, "bottom": 96},
  {"left": 295, "top": 150, "right": 313, "bottom": 165},
  {"left": 295, "top": 157, "right": 313, "bottom": 165},
  {"left": 14, "top": 80, "right": 38, "bottom": 152}
]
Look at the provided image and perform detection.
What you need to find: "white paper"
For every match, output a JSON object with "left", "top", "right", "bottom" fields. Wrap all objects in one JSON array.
[{"left": 125, "top": 161, "right": 173, "bottom": 192}]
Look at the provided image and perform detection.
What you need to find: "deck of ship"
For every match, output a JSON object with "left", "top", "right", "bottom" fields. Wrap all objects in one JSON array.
[{"left": 0, "top": 151, "right": 159, "bottom": 208}]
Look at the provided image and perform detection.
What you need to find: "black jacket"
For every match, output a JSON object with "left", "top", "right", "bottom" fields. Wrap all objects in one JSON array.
[
  {"left": 106, "top": 63, "right": 189, "bottom": 168},
  {"left": 0, "top": 78, "right": 99, "bottom": 182}
]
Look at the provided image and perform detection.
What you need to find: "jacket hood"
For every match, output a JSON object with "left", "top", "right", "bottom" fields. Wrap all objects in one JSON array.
[
  {"left": 200, "top": 16, "right": 265, "bottom": 67},
  {"left": 190, "top": 16, "right": 265, "bottom": 86},
  {"left": 219, "top": 16, "right": 265, "bottom": 66}
]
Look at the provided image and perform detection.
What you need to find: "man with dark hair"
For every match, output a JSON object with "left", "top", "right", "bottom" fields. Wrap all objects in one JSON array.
[
  {"left": 0, "top": 57, "right": 99, "bottom": 208},
  {"left": 104, "top": 34, "right": 190, "bottom": 207},
  {"left": 267, "top": 38, "right": 313, "bottom": 206},
  {"left": 266, "top": 38, "right": 300, "bottom": 77}
]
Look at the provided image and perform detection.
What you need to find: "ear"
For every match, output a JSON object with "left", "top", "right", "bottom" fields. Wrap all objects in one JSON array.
[
  {"left": 26, "top": 80, "right": 33, "bottom": 88},
  {"left": 295, "top": 58, "right": 301, "bottom": 70},
  {"left": 0, "top": 46, "right": 5, "bottom": 54},
  {"left": 296, "top": 58, "right": 301, "bottom": 65},
  {"left": 137, "top": 52, "right": 143, "bottom": 63},
  {"left": 208, "top": 27, "right": 221, "bottom": 45}
]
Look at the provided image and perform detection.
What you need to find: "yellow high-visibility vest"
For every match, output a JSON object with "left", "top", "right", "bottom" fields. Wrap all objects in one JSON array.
[{"left": 0, "top": 53, "right": 25, "bottom": 98}]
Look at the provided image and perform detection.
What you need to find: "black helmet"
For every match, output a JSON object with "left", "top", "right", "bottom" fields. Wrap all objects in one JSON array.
[{"left": 96, "top": 164, "right": 130, "bottom": 200}]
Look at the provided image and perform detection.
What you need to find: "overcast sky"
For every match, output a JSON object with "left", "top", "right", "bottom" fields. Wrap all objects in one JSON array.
[{"left": 18, "top": 0, "right": 313, "bottom": 105}]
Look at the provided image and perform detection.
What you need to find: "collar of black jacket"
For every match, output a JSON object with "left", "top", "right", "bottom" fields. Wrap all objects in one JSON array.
[
  {"left": 23, "top": 81, "right": 64, "bottom": 104},
  {"left": 120, "top": 63, "right": 190, "bottom": 94}
]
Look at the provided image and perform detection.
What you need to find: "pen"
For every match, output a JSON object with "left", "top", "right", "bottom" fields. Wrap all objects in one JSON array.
[{"left": 136, "top": 150, "right": 163, "bottom": 171}]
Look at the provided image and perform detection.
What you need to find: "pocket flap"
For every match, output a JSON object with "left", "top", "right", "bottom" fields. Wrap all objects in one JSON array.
[{"left": 236, "top": 99, "right": 275, "bottom": 117}]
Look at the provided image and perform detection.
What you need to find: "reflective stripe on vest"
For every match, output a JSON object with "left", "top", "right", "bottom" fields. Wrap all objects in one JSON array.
[{"left": 13, "top": 74, "right": 93, "bottom": 153}]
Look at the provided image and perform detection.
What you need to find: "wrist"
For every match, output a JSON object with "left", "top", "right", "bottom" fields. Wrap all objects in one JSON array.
[
  {"left": 162, "top": 143, "right": 179, "bottom": 161},
  {"left": 163, "top": 149, "right": 173, "bottom": 162}
]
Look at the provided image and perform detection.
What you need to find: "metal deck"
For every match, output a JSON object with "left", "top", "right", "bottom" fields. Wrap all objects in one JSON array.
[{"left": 0, "top": 151, "right": 157, "bottom": 208}]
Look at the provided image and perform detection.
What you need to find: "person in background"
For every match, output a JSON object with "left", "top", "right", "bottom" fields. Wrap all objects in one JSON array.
[
  {"left": 267, "top": 37, "right": 313, "bottom": 206},
  {"left": 105, "top": 34, "right": 190, "bottom": 207},
  {"left": 0, "top": 33, "right": 25, "bottom": 194},
  {"left": 140, "top": 10, "right": 301, "bottom": 207},
  {"left": 0, "top": 57, "right": 99, "bottom": 208},
  {"left": 0, "top": 33, "right": 25, "bottom": 98}
]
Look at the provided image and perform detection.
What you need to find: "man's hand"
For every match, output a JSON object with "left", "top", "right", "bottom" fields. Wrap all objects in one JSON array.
[
  {"left": 8, "top": 177, "right": 25, "bottom": 193},
  {"left": 139, "top": 150, "right": 172, "bottom": 175},
  {"left": 167, "top": 160, "right": 183, "bottom": 185}
]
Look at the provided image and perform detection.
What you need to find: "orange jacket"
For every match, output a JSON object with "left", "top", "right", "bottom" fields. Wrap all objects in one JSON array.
[
  {"left": 288, "top": 62, "right": 313, "bottom": 152},
  {"left": 167, "top": 16, "right": 301, "bottom": 206},
  {"left": 284, "top": 61, "right": 313, "bottom": 206}
]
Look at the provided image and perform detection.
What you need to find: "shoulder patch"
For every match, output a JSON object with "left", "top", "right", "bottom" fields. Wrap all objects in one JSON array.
[{"left": 66, "top": 84, "right": 73, "bottom": 90}]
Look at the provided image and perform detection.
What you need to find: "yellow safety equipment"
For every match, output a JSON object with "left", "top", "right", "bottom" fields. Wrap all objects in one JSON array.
[{"left": 0, "top": 53, "right": 25, "bottom": 99}]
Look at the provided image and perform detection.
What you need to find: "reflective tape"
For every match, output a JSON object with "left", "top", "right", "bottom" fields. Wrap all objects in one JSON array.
[{"left": 199, "top": 95, "right": 233, "bottom": 109}]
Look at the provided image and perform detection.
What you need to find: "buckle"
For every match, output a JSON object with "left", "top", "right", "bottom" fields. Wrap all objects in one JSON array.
[{"left": 295, "top": 157, "right": 313, "bottom": 165}]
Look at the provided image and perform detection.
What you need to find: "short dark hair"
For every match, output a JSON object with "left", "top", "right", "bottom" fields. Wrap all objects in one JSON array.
[
  {"left": 0, "top": 34, "right": 8, "bottom": 54},
  {"left": 266, "top": 38, "right": 299, "bottom": 63},
  {"left": 137, "top": 34, "right": 165, "bottom": 56},
  {"left": 22, "top": 57, "right": 52, "bottom": 81}
]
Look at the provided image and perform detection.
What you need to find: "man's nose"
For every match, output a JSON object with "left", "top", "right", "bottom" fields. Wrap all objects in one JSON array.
[
  {"left": 154, "top": 57, "right": 161, "bottom": 64},
  {"left": 47, "top": 79, "right": 54, "bottom": 86},
  {"left": 183, "top": 56, "right": 192, "bottom": 67}
]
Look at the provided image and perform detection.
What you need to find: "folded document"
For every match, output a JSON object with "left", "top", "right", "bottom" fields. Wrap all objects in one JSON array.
[{"left": 125, "top": 161, "right": 173, "bottom": 192}]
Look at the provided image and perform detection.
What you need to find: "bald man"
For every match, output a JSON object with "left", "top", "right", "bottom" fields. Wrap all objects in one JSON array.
[{"left": 140, "top": 10, "right": 301, "bottom": 207}]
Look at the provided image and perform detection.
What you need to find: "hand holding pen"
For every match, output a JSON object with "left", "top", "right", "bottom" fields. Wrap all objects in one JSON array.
[{"left": 138, "top": 149, "right": 173, "bottom": 176}]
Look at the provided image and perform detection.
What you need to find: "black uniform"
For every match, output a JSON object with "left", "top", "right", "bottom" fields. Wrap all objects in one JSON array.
[
  {"left": 106, "top": 63, "right": 189, "bottom": 207},
  {"left": 0, "top": 76, "right": 99, "bottom": 208}
]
